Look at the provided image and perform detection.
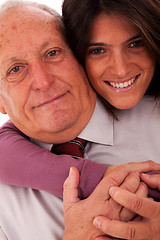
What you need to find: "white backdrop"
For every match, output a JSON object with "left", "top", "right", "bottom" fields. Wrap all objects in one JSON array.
[{"left": 0, "top": 0, "right": 63, "bottom": 126}]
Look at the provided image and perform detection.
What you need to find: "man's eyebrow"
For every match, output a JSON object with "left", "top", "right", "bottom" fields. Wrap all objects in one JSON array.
[
  {"left": 2, "top": 57, "right": 20, "bottom": 65},
  {"left": 9, "top": 57, "right": 19, "bottom": 62},
  {"left": 41, "top": 41, "right": 50, "bottom": 49}
]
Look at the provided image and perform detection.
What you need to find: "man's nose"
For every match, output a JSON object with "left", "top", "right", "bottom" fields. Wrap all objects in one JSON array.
[{"left": 30, "top": 62, "right": 54, "bottom": 91}]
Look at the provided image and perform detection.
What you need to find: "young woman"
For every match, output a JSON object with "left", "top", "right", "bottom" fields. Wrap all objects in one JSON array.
[
  {"left": 62, "top": 0, "right": 160, "bottom": 239},
  {"left": 62, "top": 0, "right": 160, "bottom": 110},
  {"left": 0, "top": 0, "right": 160, "bottom": 201}
]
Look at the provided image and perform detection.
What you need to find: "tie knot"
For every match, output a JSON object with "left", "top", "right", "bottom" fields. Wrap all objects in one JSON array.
[{"left": 51, "top": 137, "right": 87, "bottom": 159}]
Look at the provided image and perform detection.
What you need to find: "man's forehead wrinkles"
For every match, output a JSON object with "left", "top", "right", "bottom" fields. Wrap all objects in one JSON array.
[
  {"left": 0, "top": 57, "right": 27, "bottom": 70},
  {"left": 0, "top": 38, "right": 62, "bottom": 65}
]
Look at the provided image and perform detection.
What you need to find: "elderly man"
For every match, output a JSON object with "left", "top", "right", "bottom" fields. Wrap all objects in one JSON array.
[
  {"left": 0, "top": 1, "right": 138, "bottom": 239},
  {"left": 0, "top": 1, "right": 160, "bottom": 240}
]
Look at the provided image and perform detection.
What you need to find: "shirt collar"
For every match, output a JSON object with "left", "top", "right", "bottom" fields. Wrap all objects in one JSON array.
[
  {"left": 78, "top": 98, "right": 113, "bottom": 145},
  {"left": 30, "top": 138, "right": 53, "bottom": 151}
]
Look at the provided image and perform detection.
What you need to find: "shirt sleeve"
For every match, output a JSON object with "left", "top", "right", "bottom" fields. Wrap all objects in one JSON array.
[{"left": 0, "top": 120, "right": 107, "bottom": 199}]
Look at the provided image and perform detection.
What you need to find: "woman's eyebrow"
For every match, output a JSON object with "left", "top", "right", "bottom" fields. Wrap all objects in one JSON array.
[
  {"left": 87, "top": 34, "right": 142, "bottom": 47},
  {"left": 87, "top": 42, "right": 108, "bottom": 47},
  {"left": 124, "top": 34, "right": 142, "bottom": 44}
]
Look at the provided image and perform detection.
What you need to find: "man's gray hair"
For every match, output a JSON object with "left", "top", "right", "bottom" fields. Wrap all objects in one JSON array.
[{"left": 0, "top": 0, "right": 65, "bottom": 34}]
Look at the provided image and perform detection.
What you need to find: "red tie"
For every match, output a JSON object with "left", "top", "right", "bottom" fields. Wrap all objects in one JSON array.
[{"left": 51, "top": 137, "right": 87, "bottom": 159}]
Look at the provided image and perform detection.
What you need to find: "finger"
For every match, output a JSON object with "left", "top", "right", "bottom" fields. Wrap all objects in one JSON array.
[
  {"left": 134, "top": 182, "right": 148, "bottom": 197},
  {"left": 141, "top": 173, "right": 160, "bottom": 190},
  {"left": 120, "top": 182, "right": 148, "bottom": 221},
  {"left": 105, "top": 161, "right": 160, "bottom": 179},
  {"left": 109, "top": 186, "right": 160, "bottom": 218},
  {"left": 91, "top": 165, "right": 131, "bottom": 200},
  {"left": 107, "top": 172, "right": 140, "bottom": 221},
  {"left": 63, "top": 167, "right": 80, "bottom": 210},
  {"left": 120, "top": 172, "right": 140, "bottom": 193},
  {"left": 93, "top": 216, "right": 152, "bottom": 240},
  {"left": 126, "top": 160, "right": 160, "bottom": 173}
]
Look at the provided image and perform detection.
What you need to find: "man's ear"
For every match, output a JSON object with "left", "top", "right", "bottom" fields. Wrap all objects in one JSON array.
[{"left": 0, "top": 97, "right": 7, "bottom": 114}]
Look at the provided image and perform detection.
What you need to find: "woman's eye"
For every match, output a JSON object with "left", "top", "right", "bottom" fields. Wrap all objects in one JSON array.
[
  {"left": 89, "top": 48, "right": 105, "bottom": 55},
  {"left": 129, "top": 40, "right": 144, "bottom": 48}
]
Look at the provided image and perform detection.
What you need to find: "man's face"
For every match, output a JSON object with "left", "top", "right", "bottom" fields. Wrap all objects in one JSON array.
[{"left": 0, "top": 6, "right": 96, "bottom": 143}]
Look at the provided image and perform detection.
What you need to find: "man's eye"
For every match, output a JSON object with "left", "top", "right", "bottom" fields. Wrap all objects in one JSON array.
[
  {"left": 6, "top": 64, "right": 28, "bottom": 82},
  {"left": 44, "top": 48, "right": 67, "bottom": 63},
  {"left": 9, "top": 66, "right": 21, "bottom": 74},
  {"left": 47, "top": 50, "right": 57, "bottom": 57}
]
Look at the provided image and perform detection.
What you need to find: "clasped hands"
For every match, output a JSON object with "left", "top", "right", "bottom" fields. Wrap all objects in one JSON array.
[{"left": 63, "top": 161, "right": 160, "bottom": 240}]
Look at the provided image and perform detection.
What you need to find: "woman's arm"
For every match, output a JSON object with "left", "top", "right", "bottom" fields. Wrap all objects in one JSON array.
[
  {"left": 0, "top": 120, "right": 107, "bottom": 199},
  {"left": 1, "top": 120, "right": 160, "bottom": 200}
]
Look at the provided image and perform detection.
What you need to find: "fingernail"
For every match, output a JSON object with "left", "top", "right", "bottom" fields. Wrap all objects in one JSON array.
[
  {"left": 141, "top": 173, "right": 150, "bottom": 178},
  {"left": 93, "top": 218, "right": 101, "bottom": 228},
  {"left": 109, "top": 186, "right": 118, "bottom": 197}
]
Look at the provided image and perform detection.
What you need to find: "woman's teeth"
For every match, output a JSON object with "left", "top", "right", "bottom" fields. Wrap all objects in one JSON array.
[{"left": 109, "top": 77, "right": 136, "bottom": 88}]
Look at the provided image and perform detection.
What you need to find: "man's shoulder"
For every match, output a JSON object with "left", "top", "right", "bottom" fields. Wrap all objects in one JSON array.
[{"left": 0, "top": 183, "right": 64, "bottom": 239}]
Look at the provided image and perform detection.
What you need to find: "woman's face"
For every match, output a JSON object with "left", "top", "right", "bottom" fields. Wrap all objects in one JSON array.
[{"left": 85, "top": 13, "right": 156, "bottom": 109}]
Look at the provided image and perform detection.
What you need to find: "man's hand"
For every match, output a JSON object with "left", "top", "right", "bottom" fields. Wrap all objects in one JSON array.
[
  {"left": 94, "top": 183, "right": 160, "bottom": 240},
  {"left": 63, "top": 165, "right": 147, "bottom": 240}
]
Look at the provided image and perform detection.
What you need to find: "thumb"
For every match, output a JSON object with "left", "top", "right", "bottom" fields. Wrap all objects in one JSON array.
[{"left": 63, "top": 167, "right": 80, "bottom": 211}]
